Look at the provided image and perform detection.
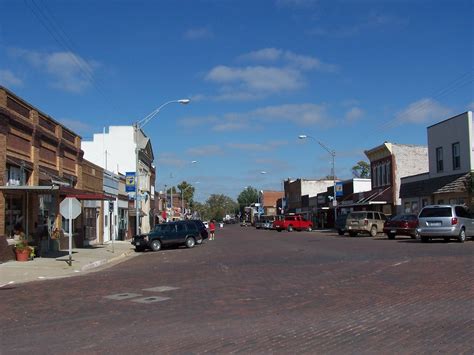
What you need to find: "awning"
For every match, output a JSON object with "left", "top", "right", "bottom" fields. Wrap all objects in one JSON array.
[
  {"left": 337, "top": 186, "right": 391, "bottom": 208},
  {"left": 0, "top": 185, "right": 59, "bottom": 193},
  {"left": 59, "top": 186, "right": 115, "bottom": 201}
]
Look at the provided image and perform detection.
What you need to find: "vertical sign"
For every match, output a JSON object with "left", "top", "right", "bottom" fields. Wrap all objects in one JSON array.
[
  {"left": 125, "top": 172, "right": 136, "bottom": 192},
  {"left": 335, "top": 182, "right": 343, "bottom": 197}
]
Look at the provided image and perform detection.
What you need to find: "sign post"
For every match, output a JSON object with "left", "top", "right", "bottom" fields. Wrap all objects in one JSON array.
[{"left": 59, "top": 197, "right": 82, "bottom": 266}]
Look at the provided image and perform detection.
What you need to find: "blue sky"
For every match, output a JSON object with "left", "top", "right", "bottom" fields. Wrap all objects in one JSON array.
[{"left": 1, "top": 0, "right": 472, "bottom": 202}]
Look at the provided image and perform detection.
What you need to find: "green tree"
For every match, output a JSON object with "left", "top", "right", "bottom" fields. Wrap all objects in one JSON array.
[
  {"left": 177, "top": 181, "right": 195, "bottom": 206},
  {"left": 192, "top": 201, "right": 210, "bottom": 221},
  {"left": 206, "top": 194, "right": 239, "bottom": 221},
  {"left": 237, "top": 186, "right": 258, "bottom": 211},
  {"left": 352, "top": 160, "right": 371, "bottom": 178}
]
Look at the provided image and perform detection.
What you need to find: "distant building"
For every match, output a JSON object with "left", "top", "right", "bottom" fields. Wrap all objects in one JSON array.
[
  {"left": 400, "top": 111, "right": 474, "bottom": 212},
  {"left": 354, "top": 142, "right": 429, "bottom": 216},
  {"left": 284, "top": 178, "right": 336, "bottom": 214},
  {"left": 82, "top": 126, "right": 155, "bottom": 234},
  {"left": 260, "top": 190, "right": 284, "bottom": 216}
]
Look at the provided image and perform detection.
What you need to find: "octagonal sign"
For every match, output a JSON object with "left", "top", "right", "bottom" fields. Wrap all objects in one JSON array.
[{"left": 60, "top": 197, "right": 82, "bottom": 220}]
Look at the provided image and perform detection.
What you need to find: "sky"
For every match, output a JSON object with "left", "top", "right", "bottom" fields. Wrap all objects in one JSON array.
[{"left": 1, "top": 0, "right": 473, "bottom": 202}]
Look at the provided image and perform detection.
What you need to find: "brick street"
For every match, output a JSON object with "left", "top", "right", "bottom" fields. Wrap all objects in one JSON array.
[{"left": 1, "top": 225, "right": 473, "bottom": 354}]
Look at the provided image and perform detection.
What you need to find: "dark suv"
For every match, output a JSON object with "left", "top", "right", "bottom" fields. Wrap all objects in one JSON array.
[{"left": 132, "top": 220, "right": 208, "bottom": 252}]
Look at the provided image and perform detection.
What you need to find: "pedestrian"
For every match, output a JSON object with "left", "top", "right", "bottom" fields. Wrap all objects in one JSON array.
[{"left": 209, "top": 220, "right": 216, "bottom": 240}]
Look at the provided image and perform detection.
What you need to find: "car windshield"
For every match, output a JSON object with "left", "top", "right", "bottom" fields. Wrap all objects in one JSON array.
[
  {"left": 390, "top": 214, "right": 417, "bottom": 221},
  {"left": 349, "top": 212, "right": 367, "bottom": 220},
  {"left": 419, "top": 207, "right": 452, "bottom": 218}
]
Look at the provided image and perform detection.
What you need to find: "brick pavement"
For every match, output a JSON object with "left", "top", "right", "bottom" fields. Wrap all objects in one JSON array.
[{"left": 0, "top": 225, "right": 473, "bottom": 354}]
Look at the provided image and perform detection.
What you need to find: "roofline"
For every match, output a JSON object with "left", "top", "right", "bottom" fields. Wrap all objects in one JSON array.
[
  {"left": 0, "top": 85, "right": 82, "bottom": 139},
  {"left": 427, "top": 111, "right": 471, "bottom": 129}
]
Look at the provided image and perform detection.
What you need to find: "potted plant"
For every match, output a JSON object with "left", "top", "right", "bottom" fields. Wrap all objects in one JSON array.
[{"left": 14, "top": 241, "right": 33, "bottom": 262}]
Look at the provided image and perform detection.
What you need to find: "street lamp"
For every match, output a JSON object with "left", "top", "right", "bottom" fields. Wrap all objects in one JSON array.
[
  {"left": 298, "top": 134, "right": 337, "bottom": 217},
  {"left": 134, "top": 99, "right": 190, "bottom": 235}
]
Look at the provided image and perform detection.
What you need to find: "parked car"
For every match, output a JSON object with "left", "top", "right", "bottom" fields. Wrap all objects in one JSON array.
[
  {"left": 383, "top": 214, "right": 418, "bottom": 239},
  {"left": 345, "top": 211, "right": 387, "bottom": 237},
  {"left": 417, "top": 205, "right": 474, "bottom": 243},
  {"left": 273, "top": 215, "right": 313, "bottom": 232},
  {"left": 191, "top": 219, "right": 209, "bottom": 244},
  {"left": 131, "top": 220, "right": 204, "bottom": 252},
  {"left": 263, "top": 220, "right": 274, "bottom": 229},
  {"left": 335, "top": 213, "right": 349, "bottom": 235}
]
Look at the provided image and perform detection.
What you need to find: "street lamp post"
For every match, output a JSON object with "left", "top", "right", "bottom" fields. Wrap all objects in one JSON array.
[
  {"left": 134, "top": 99, "right": 190, "bottom": 235},
  {"left": 298, "top": 135, "right": 337, "bottom": 219}
]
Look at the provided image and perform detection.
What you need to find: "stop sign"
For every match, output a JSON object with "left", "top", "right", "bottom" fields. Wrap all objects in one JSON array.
[{"left": 60, "top": 197, "right": 82, "bottom": 219}]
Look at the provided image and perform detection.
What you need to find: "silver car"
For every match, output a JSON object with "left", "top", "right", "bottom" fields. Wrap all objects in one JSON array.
[{"left": 417, "top": 205, "right": 474, "bottom": 243}]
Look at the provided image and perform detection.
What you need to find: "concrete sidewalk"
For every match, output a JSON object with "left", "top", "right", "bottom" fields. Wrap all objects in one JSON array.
[{"left": 0, "top": 241, "right": 137, "bottom": 286}]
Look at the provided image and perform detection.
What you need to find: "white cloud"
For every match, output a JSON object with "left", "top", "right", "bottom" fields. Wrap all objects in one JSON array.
[
  {"left": 186, "top": 145, "right": 224, "bottom": 156},
  {"left": 239, "top": 48, "right": 338, "bottom": 72},
  {"left": 178, "top": 103, "right": 332, "bottom": 131},
  {"left": 156, "top": 153, "right": 188, "bottom": 168},
  {"left": 276, "top": 0, "right": 318, "bottom": 7},
  {"left": 0, "top": 70, "right": 23, "bottom": 87},
  {"left": 58, "top": 118, "right": 92, "bottom": 136},
  {"left": 8, "top": 48, "right": 98, "bottom": 93},
  {"left": 227, "top": 140, "right": 287, "bottom": 152},
  {"left": 253, "top": 103, "right": 331, "bottom": 125},
  {"left": 345, "top": 107, "right": 364, "bottom": 122},
  {"left": 307, "top": 12, "right": 407, "bottom": 38},
  {"left": 183, "top": 27, "right": 214, "bottom": 40},
  {"left": 395, "top": 98, "right": 452, "bottom": 124},
  {"left": 206, "top": 65, "right": 303, "bottom": 93}
]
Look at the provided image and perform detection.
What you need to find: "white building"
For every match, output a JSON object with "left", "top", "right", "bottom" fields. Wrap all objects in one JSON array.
[
  {"left": 82, "top": 126, "right": 155, "bottom": 234},
  {"left": 400, "top": 111, "right": 473, "bottom": 212}
]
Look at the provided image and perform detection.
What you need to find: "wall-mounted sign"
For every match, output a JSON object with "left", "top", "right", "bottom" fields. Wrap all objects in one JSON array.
[
  {"left": 125, "top": 172, "right": 136, "bottom": 192},
  {"left": 335, "top": 182, "right": 343, "bottom": 197}
]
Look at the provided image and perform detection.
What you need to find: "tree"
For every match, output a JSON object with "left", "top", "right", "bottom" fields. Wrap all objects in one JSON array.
[
  {"left": 177, "top": 181, "right": 195, "bottom": 206},
  {"left": 237, "top": 187, "right": 258, "bottom": 211},
  {"left": 352, "top": 160, "right": 370, "bottom": 178},
  {"left": 206, "top": 194, "right": 238, "bottom": 221}
]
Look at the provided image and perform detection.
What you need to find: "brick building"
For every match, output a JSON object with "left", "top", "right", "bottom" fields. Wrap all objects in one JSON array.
[{"left": 0, "top": 86, "right": 109, "bottom": 252}]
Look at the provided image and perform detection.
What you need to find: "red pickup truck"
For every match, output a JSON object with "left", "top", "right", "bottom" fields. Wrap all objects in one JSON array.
[{"left": 273, "top": 215, "right": 313, "bottom": 232}]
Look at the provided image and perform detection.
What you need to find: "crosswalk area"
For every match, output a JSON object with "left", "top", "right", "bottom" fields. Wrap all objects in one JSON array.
[{"left": 104, "top": 286, "right": 180, "bottom": 304}]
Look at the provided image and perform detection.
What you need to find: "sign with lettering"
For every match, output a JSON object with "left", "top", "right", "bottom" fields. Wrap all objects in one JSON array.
[{"left": 125, "top": 172, "right": 136, "bottom": 192}]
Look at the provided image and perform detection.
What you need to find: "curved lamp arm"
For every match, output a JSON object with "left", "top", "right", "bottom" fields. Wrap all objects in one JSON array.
[{"left": 136, "top": 99, "right": 190, "bottom": 129}]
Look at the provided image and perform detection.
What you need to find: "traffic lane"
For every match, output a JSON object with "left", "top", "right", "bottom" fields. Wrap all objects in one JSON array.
[{"left": 1, "top": 225, "right": 473, "bottom": 353}]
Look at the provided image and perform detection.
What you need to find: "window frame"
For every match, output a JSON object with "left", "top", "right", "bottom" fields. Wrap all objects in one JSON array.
[
  {"left": 452, "top": 142, "right": 460, "bottom": 170},
  {"left": 436, "top": 147, "right": 444, "bottom": 172}
]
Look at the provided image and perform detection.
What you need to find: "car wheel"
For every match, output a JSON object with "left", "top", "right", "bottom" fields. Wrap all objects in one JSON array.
[
  {"left": 337, "top": 229, "right": 344, "bottom": 236},
  {"left": 458, "top": 229, "right": 466, "bottom": 243},
  {"left": 150, "top": 239, "right": 161, "bottom": 252},
  {"left": 411, "top": 231, "right": 418, "bottom": 240},
  {"left": 287, "top": 225, "right": 293, "bottom": 232},
  {"left": 185, "top": 237, "right": 196, "bottom": 248},
  {"left": 277, "top": 229, "right": 282, "bottom": 232},
  {"left": 196, "top": 238, "right": 203, "bottom": 245},
  {"left": 349, "top": 231, "right": 357, "bottom": 237},
  {"left": 370, "top": 226, "right": 377, "bottom": 237},
  {"left": 387, "top": 232, "right": 395, "bottom": 240},
  {"left": 421, "top": 236, "right": 429, "bottom": 243}
]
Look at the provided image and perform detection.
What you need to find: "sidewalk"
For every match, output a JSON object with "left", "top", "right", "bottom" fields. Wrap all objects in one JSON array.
[{"left": 0, "top": 241, "right": 137, "bottom": 286}]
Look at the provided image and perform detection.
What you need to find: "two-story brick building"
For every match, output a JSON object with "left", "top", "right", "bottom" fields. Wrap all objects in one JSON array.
[
  {"left": 400, "top": 111, "right": 474, "bottom": 212},
  {"left": 0, "top": 86, "right": 85, "bottom": 249}
]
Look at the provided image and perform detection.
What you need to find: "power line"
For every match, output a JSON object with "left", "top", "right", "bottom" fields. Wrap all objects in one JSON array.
[
  {"left": 375, "top": 69, "right": 474, "bottom": 133},
  {"left": 24, "top": 0, "right": 120, "bottom": 114}
]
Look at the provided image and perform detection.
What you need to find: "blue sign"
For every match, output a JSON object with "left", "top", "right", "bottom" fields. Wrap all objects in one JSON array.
[
  {"left": 335, "top": 182, "right": 343, "bottom": 197},
  {"left": 125, "top": 172, "right": 136, "bottom": 192}
]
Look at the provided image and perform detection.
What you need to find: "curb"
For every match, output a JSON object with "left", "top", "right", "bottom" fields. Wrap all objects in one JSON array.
[{"left": 80, "top": 248, "right": 136, "bottom": 272}]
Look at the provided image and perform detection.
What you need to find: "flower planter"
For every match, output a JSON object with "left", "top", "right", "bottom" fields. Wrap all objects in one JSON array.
[{"left": 15, "top": 249, "right": 30, "bottom": 262}]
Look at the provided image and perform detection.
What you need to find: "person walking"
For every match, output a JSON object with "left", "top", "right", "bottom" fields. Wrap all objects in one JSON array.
[{"left": 209, "top": 220, "right": 216, "bottom": 240}]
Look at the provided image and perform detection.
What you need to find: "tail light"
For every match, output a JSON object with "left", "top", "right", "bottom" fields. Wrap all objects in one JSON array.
[
  {"left": 403, "top": 222, "right": 409, "bottom": 228},
  {"left": 451, "top": 217, "right": 458, "bottom": 225}
]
